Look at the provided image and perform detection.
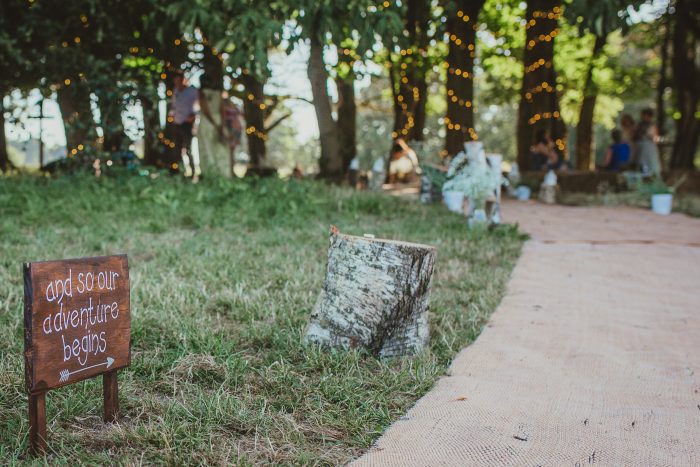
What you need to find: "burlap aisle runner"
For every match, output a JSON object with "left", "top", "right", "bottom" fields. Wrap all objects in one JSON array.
[{"left": 354, "top": 202, "right": 700, "bottom": 466}]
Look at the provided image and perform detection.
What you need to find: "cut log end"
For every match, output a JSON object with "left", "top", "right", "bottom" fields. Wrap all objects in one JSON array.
[{"left": 305, "top": 231, "right": 436, "bottom": 358}]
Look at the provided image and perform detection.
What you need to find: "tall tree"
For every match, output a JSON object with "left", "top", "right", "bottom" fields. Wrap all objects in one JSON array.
[
  {"left": 336, "top": 46, "right": 358, "bottom": 170},
  {"left": 656, "top": 8, "right": 672, "bottom": 145},
  {"left": 669, "top": 0, "right": 700, "bottom": 170},
  {"left": 0, "top": 0, "right": 26, "bottom": 171},
  {"left": 56, "top": 80, "right": 98, "bottom": 154},
  {"left": 170, "top": 0, "right": 289, "bottom": 170},
  {"left": 566, "top": 0, "right": 640, "bottom": 170},
  {"left": 306, "top": 16, "right": 343, "bottom": 178},
  {"left": 0, "top": 0, "right": 50, "bottom": 170},
  {"left": 516, "top": 0, "right": 566, "bottom": 170},
  {"left": 236, "top": 72, "right": 293, "bottom": 170},
  {"left": 0, "top": 98, "right": 8, "bottom": 171},
  {"left": 573, "top": 32, "right": 606, "bottom": 170},
  {"left": 389, "top": 0, "right": 432, "bottom": 142},
  {"left": 443, "top": 0, "right": 486, "bottom": 156},
  {"left": 292, "top": 0, "right": 402, "bottom": 179}
]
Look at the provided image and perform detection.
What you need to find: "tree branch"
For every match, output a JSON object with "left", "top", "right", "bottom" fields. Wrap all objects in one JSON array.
[
  {"left": 273, "top": 94, "right": 314, "bottom": 105},
  {"left": 264, "top": 112, "right": 293, "bottom": 133}
]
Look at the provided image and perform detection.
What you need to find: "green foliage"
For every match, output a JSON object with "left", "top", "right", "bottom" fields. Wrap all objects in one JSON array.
[
  {"left": 565, "top": 0, "right": 644, "bottom": 38},
  {"left": 289, "top": 0, "right": 403, "bottom": 58},
  {"left": 0, "top": 0, "right": 677, "bottom": 174},
  {"left": 478, "top": 0, "right": 526, "bottom": 105},
  {"left": 167, "top": 0, "right": 288, "bottom": 79},
  {"left": 637, "top": 177, "right": 672, "bottom": 195},
  {"left": 634, "top": 174, "right": 687, "bottom": 196},
  {"left": 476, "top": 0, "right": 662, "bottom": 159},
  {"left": 0, "top": 175, "right": 523, "bottom": 463}
]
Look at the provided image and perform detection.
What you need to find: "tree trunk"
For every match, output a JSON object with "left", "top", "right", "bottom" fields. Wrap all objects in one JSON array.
[
  {"left": 163, "top": 76, "right": 181, "bottom": 172},
  {"left": 336, "top": 74, "right": 357, "bottom": 171},
  {"left": 305, "top": 229, "right": 436, "bottom": 358},
  {"left": 140, "top": 90, "right": 162, "bottom": 167},
  {"left": 56, "top": 80, "right": 97, "bottom": 155},
  {"left": 95, "top": 84, "right": 125, "bottom": 153},
  {"left": 240, "top": 74, "right": 267, "bottom": 169},
  {"left": 0, "top": 95, "right": 9, "bottom": 171},
  {"left": 669, "top": 0, "right": 699, "bottom": 170},
  {"left": 575, "top": 33, "right": 607, "bottom": 170},
  {"left": 308, "top": 31, "right": 343, "bottom": 179},
  {"left": 444, "top": 0, "right": 485, "bottom": 157},
  {"left": 516, "top": 0, "right": 566, "bottom": 170},
  {"left": 392, "top": 0, "right": 430, "bottom": 142},
  {"left": 657, "top": 11, "right": 671, "bottom": 139},
  {"left": 413, "top": 79, "right": 427, "bottom": 142}
]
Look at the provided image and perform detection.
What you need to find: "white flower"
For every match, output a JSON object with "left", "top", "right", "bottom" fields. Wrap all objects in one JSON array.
[{"left": 443, "top": 147, "right": 501, "bottom": 204}]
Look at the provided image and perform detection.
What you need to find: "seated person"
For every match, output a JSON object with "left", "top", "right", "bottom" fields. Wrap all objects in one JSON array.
[
  {"left": 529, "top": 129, "right": 563, "bottom": 171},
  {"left": 388, "top": 140, "right": 419, "bottom": 183},
  {"left": 602, "top": 129, "right": 630, "bottom": 171}
]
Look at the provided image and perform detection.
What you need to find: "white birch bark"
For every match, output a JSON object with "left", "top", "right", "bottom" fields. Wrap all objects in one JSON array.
[{"left": 305, "top": 230, "right": 437, "bottom": 358}]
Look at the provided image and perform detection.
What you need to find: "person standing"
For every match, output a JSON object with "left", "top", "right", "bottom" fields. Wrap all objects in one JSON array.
[
  {"left": 633, "top": 108, "right": 661, "bottom": 176},
  {"left": 220, "top": 92, "right": 243, "bottom": 178},
  {"left": 170, "top": 71, "right": 214, "bottom": 182},
  {"left": 620, "top": 113, "right": 635, "bottom": 144}
]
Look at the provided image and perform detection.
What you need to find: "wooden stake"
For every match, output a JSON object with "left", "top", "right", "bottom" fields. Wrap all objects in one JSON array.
[
  {"left": 29, "top": 392, "right": 46, "bottom": 456},
  {"left": 103, "top": 370, "right": 119, "bottom": 423}
]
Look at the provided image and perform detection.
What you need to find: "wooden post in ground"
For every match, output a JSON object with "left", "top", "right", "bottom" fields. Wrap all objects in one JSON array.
[
  {"left": 103, "top": 370, "right": 119, "bottom": 423},
  {"left": 28, "top": 392, "right": 47, "bottom": 455}
]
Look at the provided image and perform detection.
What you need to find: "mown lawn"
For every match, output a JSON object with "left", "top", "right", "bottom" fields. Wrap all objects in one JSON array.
[{"left": 0, "top": 173, "right": 524, "bottom": 464}]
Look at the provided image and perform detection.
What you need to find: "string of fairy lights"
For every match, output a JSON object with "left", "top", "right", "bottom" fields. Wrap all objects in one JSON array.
[
  {"left": 42, "top": 6, "right": 273, "bottom": 160},
  {"left": 162, "top": 36, "right": 274, "bottom": 147},
  {"left": 390, "top": 47, "right": 419, "bottom": 140},
  {"left": 442, "top": 8, "right": 479, "bottom": 157},
  {"left": 45, "top": 2, "right": 568, "bottom": 161},
  {"left": 523, "top": 6, "right": 566, "bottom": 152}
]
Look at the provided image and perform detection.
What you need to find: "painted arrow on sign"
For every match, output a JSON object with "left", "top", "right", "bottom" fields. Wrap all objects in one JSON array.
[{"left": 59, "top": 357, "right": 115, "bottom": 383}]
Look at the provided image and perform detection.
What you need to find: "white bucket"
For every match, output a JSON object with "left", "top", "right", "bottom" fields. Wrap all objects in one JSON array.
[
  {"left": 516, "top": 186, "right": 531, "bottom": 201},
  {"left": 651, "top": 194, "right": 673, "bottom": 215},
  {"left": 443, "top": 191, "right": 464, "bottom": 213}
]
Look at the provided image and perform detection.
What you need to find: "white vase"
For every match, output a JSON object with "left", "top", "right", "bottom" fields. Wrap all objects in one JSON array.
[
  {"left": 651, "top": 193, "right": 673, "bottom": 215},
  {"left": 443, "top": 191, "right": 464, "bottom": 213}
]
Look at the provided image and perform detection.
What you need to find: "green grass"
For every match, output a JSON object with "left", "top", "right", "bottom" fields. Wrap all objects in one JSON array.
[{"left": 0, "top": 172, "right": 524, "bottom": 464}]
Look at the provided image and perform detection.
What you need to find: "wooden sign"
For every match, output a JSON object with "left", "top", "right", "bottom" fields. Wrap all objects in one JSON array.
[{"left": 23, "top": 254, "right": 130, "bottom": 455}]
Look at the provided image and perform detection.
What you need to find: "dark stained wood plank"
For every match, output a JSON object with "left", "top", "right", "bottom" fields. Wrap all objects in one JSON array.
[
  {"left": 24, "top": 255, "right": 130, "bottom": 394},
  {"left": 28, "top": 392, "right": 46, "bottom": 456},
  {"left": 103, "top": 370, "right": 119, "bottom": 423}
]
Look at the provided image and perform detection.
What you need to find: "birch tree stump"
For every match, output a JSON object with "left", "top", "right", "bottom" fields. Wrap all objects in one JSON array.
[{"left": 305, "top": 229, "right": 437, "bottom": 358}]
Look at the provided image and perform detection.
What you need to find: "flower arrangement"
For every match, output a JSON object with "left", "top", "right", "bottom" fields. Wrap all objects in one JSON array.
[{"left": 442, "top": 142, "right": 501, "bottom": 208}]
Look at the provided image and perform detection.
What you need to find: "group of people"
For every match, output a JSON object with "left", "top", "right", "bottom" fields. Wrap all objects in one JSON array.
[
  {"left": 601, "top": 108, "right": 661, "bottom": 175},
  {"left": 529, "top": 129, "right": 567, "bottom": 172},
  {"left": 172, "top": 69, "right": 664, "bottom": 181},
  {"left": 170, "top": 71, "right": 243, "bottom": 181},
  {"left": 528, "top": 107, "right": 662, "bottom": 175}
]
